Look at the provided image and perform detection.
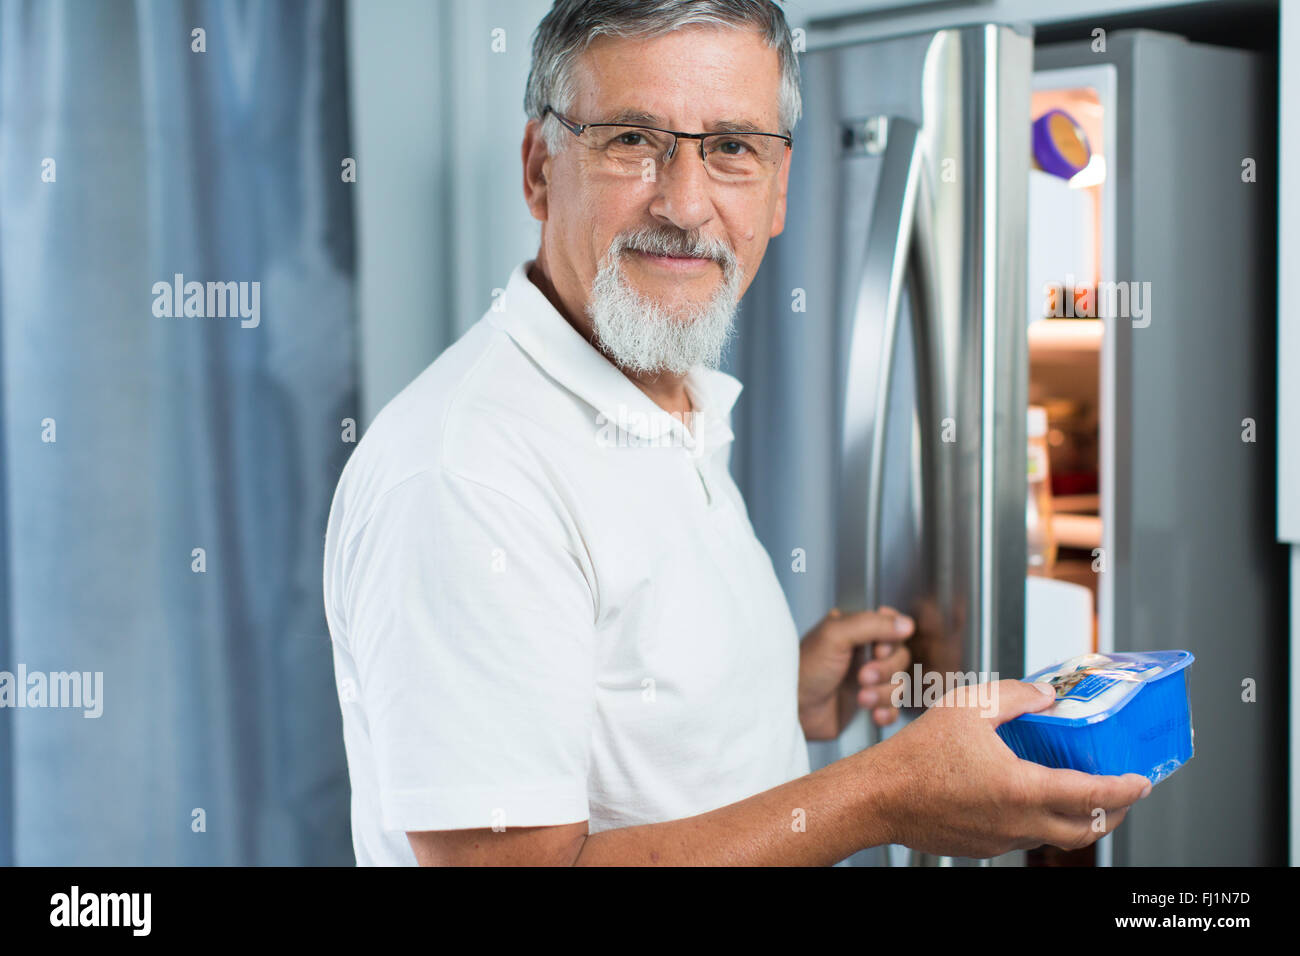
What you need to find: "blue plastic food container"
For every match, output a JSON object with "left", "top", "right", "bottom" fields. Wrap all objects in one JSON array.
[{"left": 996, "top": 650, "right": 1195, "bottom": 784}]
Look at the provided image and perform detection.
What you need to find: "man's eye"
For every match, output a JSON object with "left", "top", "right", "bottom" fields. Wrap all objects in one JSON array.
[
  {"left": 616, "top": 132, "right": 647, "bottom": 146},
  {"left": 714, "top": 139, "right": 751, "bottom": 155}
]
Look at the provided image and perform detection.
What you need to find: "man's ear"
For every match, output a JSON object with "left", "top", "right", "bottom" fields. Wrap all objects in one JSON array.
[
  {"left": 523, "top": 118, "right": 551, "bottom": 223},
  {"left": 769, "top": 148, "right": 792, "bottom": 237}
]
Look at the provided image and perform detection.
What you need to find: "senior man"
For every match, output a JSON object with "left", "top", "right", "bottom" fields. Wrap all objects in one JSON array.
[{"left": 323, "top": 0, "right": 1151, "bottom": 866}]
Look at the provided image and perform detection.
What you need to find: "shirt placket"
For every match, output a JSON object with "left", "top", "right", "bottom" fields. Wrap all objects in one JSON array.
[{"left": 685, "top": 409, "right": 731, "bottom": 509}]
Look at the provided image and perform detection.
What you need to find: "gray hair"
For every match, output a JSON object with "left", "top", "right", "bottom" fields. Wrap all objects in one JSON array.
[{"left": 525, "top": 0, "right": 801, "bottom": 154}]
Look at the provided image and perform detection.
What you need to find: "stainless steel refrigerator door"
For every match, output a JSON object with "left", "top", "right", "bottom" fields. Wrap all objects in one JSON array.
[{"left": 727, "top": 24, "right": 1031, "bottom": 865}]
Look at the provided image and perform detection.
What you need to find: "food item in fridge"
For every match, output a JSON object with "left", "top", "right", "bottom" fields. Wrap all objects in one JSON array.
[
  {"left": 1026, "top": 405, "right": 1057, "bottom": 574},
  {"left": 996, "top": 650, "right": 1195, "bottom": 783}
]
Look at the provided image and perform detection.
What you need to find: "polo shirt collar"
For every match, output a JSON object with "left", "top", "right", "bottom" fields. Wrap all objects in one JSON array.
[{"left": 487, "top": 260, "right": 743, "bottom": 452}]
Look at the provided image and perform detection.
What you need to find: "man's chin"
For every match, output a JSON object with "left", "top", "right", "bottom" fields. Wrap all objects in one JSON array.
[
  {"left": 621, "top": 273, "right": 722, "bottom": 319},
  {"left": 647, "top": 299, "right": 718, "bottom": 325}
]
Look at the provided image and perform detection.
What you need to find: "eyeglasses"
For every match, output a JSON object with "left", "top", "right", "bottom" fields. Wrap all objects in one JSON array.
[{"left": 543, "top": 106, "right": 791, "bottom": 184}]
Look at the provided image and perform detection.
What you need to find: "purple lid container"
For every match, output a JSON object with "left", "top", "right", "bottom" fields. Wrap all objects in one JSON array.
[{"left": 1033, "top": 108, "right": 1091, "bottom": 180}]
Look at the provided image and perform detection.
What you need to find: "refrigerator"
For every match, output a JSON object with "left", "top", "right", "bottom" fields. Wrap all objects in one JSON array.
[{"left": 728, "top": 24, "right": 1286, "bottom": 866}]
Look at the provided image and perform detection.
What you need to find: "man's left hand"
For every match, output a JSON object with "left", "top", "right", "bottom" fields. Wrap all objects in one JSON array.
[{"left": 797, "top": 606, "right": 914, "bottom": 741}]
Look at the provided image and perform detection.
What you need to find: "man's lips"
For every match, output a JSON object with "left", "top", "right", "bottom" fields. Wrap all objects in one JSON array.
[{"left": 627, "top": 249, "right": 719, "bottom": 273}]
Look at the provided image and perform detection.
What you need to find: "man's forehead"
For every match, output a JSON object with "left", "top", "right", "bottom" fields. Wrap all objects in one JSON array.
[{"left": 569, "top": 27, "right": 782, "bottom": 127}]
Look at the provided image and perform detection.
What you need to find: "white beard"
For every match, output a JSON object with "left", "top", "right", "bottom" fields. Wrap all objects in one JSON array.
[{"left": 587, "top": 230, "right": 743, "bottom": 376}]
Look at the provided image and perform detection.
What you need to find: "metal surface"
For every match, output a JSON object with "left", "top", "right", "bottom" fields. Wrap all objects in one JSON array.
[{"left": 835, "top": 115, "right": 921, "bottom": 620}]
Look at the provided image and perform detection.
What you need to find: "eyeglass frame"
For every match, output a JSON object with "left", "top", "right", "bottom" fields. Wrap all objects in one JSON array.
[{"left": 541, "top": 105, "right": 793, "bottom": 177}]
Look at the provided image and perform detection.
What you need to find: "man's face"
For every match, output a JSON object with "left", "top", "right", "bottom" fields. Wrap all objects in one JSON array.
[{"left": 526, "top": 25, "right": 791, "bottom": 371}]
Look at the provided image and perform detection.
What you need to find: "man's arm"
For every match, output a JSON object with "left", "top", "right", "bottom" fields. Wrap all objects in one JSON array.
[
  {"left": 408, "top": 680, "right": 1154, "bottom": 866},
  {"left": 409, "top": 740, "right": 896, "bottom": 866}
]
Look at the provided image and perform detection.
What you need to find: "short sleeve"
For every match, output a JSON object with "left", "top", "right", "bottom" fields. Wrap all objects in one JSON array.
[{"left": 341, "top": 468, "right": 597, "bottom": 832}]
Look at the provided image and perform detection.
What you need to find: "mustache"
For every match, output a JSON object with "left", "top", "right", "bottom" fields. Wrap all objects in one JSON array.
[{"left": 608, "top": 227, "right": 738, "bottom": 272}]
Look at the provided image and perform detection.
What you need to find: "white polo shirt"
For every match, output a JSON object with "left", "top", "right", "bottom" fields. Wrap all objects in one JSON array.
[{"left": 323, "top": 260, "right": 811, "bottom": 866}]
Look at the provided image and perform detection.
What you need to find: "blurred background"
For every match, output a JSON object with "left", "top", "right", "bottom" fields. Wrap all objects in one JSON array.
[{"left": 0, "top": 0, "right": 1295, "bottom": 866}]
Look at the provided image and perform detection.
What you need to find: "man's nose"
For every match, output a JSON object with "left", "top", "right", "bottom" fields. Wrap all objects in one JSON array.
[{"left": 648, "top": 142, "right": 715, "bottom": 233}]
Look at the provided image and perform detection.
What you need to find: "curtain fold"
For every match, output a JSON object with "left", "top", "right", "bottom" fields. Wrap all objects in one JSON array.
[{"left": 0, "top": 0, "right": 355, "bottom": 864}]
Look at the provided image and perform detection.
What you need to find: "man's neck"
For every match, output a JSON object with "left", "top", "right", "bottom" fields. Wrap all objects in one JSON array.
[{"left": 527, "top": 256, "right": 695, "bottom": 420}]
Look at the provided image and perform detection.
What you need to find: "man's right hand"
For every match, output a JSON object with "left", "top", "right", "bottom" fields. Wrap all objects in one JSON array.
[{"left": 872, "top": 678, "right": 1153, "bottom": 858}]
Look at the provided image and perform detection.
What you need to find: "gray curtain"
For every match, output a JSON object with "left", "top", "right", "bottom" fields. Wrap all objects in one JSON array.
[{"left": 0, "top": 0, "right": 356, "bottom": 864}]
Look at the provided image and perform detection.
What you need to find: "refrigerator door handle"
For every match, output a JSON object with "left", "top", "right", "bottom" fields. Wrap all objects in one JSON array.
[
  {"left": 837, "top": 115, "right": 950, "bottom": 868},
  {"left": 836, "top": 117, "right": 926, "bottom": 618}
]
